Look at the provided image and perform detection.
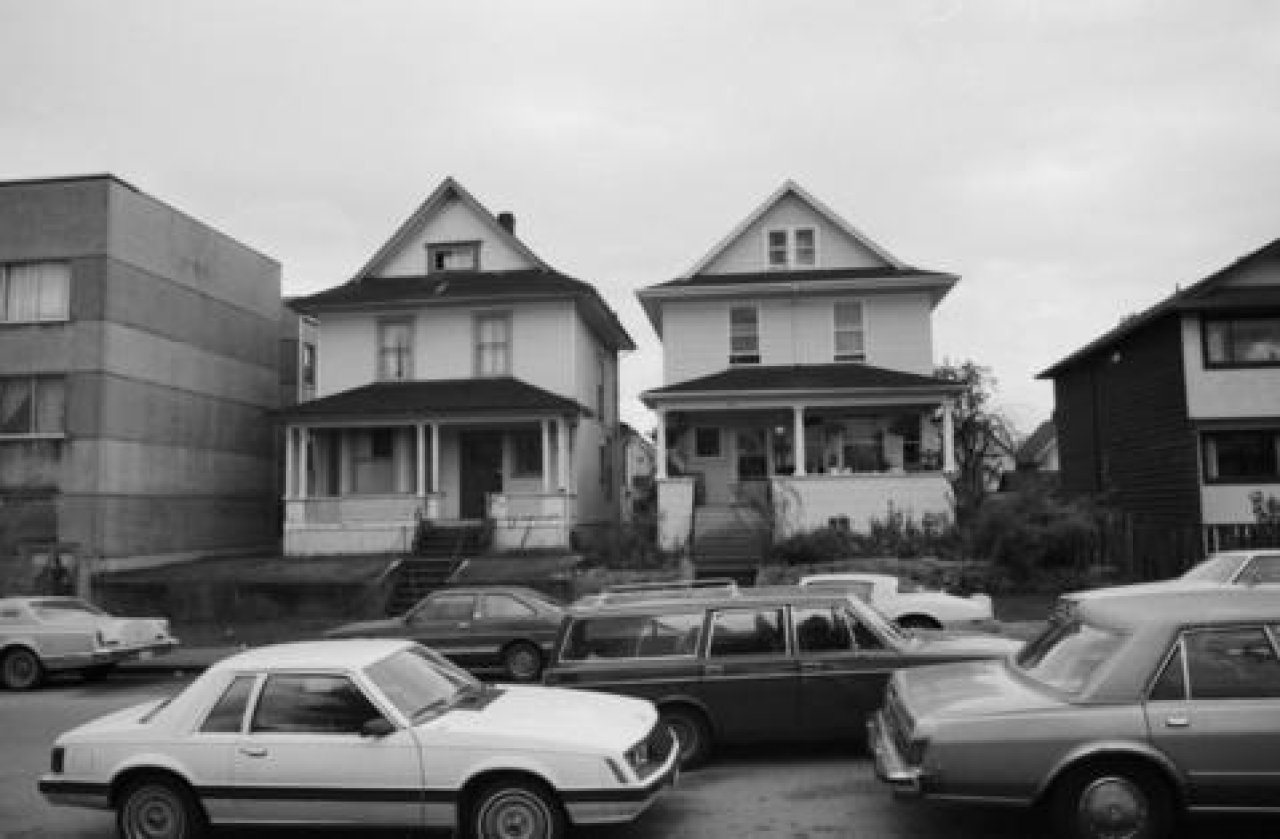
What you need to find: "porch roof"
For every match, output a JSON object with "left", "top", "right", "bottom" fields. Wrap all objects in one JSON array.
[
  {"left": 277, "top": 377, "right": 588, "bottom": 422},
  {"left": 642, "top": 363, "right": 962, "bottom": 408}
]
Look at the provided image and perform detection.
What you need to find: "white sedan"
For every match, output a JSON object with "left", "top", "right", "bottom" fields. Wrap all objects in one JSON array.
[
  {"left": 798, "top": 572, "right": 995, "bottom": 631},
  {"left": 39, "top": 638, "right": 678, "bottom": 839},
  {"left": 1, "top": 596, "right": 177, "bottom": 690}
]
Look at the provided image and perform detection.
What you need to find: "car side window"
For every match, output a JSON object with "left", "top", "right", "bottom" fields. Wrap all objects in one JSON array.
[
  {"left": 250, "top": 674, "right": 384, "bottom": 734},
  {"left": 794, "top": 606, "right": 853, "bottom": 653},
  {"left": 560, "top": 613, "right": 703, "bottom": 660},
  {"left": 1148, "top": 640, "right": 1186, "bottom": 701},
  {"left": 416, "top": 594, "right": 476, "bottom": 622},
  {"left": 481, "top": 594, "right": 536, "bottom": 619},
  {"left": 1184, "top": 627, "right": 1280, "bottom": 700},
  {"left": 708, "top": 608, "right": 787, "bottom": 657},
  {"left": 1238, "top": 556, "right": 1280, "bottom": 585},
  {"left": 200, "top": 674, "right": 257, "bottom": 733}
]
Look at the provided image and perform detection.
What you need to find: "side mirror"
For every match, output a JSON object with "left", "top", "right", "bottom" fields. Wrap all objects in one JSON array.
[{"left": 360, "top": 717, "right": 395, "bottom": 738}]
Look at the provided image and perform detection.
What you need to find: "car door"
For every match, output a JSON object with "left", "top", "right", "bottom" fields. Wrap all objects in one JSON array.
[
  {"left": 475, "top": 592, "right": 552, "bottom": 663},
  {"left": 404, "top": 593, "right": 480, "bottom": 664},
  {"left": 699, "top": 606, "right": 798, "bottom": 743},
  {"left": 794, "top": 603, "right": 900, "bottom": 741},
  {"left": 229, "top": 672, "right": 425, "bottom": 826},
  {"left": 1144, "top": 625, "right": 1280, "bottom": 808}
]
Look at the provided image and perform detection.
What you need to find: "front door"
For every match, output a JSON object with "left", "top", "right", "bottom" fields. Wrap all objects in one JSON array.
[{"left": 459, "top": 431, "right": 504, "bottom": 519}]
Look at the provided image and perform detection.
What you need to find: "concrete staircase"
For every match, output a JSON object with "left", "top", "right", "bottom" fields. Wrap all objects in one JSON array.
[
  {"left": 384, "top": 523, "right": 486, "bottom": 614},
  {"left": 691, "top": 505, "right": 770, "bottom": 585}
]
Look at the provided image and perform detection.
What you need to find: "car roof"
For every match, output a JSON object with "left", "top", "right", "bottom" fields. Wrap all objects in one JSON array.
[
  {"left": 800, "top": 572, "right": 891, "bottom": 583},
  {"left": 1079, "top": 588, "right": 1280, "bottom": 630},
  {"left": 433, "top": 585, "right": 560, "bottom": 602},
  {"left": 567, "top": 585, "right": 854, "bottom": 617},
  {"left": 214, "top": 638, "right": 415, "bottom": 672}
]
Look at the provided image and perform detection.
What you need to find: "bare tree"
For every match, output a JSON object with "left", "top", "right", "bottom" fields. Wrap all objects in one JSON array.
[{"left": 935, "top": 360, "right": 1020, "bottom": 523}]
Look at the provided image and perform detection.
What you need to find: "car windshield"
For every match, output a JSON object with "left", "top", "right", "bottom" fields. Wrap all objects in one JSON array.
[
  {"left": 844, "top": 596, "right": 905, "bottom": 644},
  {"left": 364, "top": 645, "right": 482, "bottom": 721},
  {"left": 1180, "top": 554, "right": 1244, "bottom": 583},
  {"left": 1014, "top": 618, "right": 1125, "bottom": 696},
  {"left": 31, "top": 599, "right": 107, "bottom": 622}
]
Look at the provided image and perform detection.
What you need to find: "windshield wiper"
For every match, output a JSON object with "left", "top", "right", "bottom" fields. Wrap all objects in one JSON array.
[{"left": 410, "top": 698, "right": 450, "bottom": 721}]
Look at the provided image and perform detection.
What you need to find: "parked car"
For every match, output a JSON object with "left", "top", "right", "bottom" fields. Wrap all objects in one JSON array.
[
  {"left": 870, "top": 588, "right": 1280, "bottom": 839},
  {"left": 798, "top": 571, "right": 996, "bottom": 631},
  {"left": 40, "top": 638, "right": 679, "bottom": 839},
  {"left": 0, "top": 596, "right": 178, "bottom": 690},
  {"left": 543, "top": 585, "right": 1020, "bottom": 767},
  {"left": 324, "top": 585, "right": 563, "bottom": 682}
]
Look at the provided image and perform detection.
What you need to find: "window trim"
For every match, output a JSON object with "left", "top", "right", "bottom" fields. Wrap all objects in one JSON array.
[
  {"left": 0, "top": 261, "right": 71, "bottom": 324},
  {"left": 833, "top": 300, "right": 867, "bottom": 363},
  {"left": 426, "top": 240, "right": 481, "bottom": 273},
  {"left": 729, "top": 304, "right": 761, "bottom": 365},
  {"left": 473, "top": 310, "right": 512, "bottom": 377},
  {"left": 376, "top": 318, "right": 414, "bottom": 381},
  {"left": 1200, "top": 428, "right": 1280, "bottom": 485},
  {"left": 692, "top": 426, "right": 723, "bottom": 460},
  {"left": 763, "top": 226, "right": 819, "bottom": 270},
  {"left": 706, "top": 606, "right": 790, "bottom": 658},
  {"left": 1201, "top": 313, "right": 1280, "bottom": 369},
  {"left": 0, "top": 375, "right": 67, "bottom": 440}
]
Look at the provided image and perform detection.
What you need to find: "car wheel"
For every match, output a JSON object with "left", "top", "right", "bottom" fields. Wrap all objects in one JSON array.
[
  {"left": 1, "top": 647, "right": 44, "bottom": 690},
  {"left": 896, "top": 615, "right": 942, "bottom": 631},
  {"left": 1051, "top": 761, "right": 1175, "bottom": 839},
  {"left": 117, "top": 776, "right": 208, "bottom": 839},
  {"left": 501, "top": 642, "right": 543, "bottom": 682},
  {"left": 661, "top": 705, "right": 712, "bottom": 768},
  {"left": 82, "top": 664, "right": 117, "bottom": 683},
  {"left": 470, "top": 778, "right": 565, "bottom": 839}
]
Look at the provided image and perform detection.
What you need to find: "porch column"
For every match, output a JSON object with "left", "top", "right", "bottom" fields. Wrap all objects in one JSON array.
[
  {"left": 284, "top": 426, "right": 296, "bottom": 499},
  {"left": 416, "top": 423, "right": 427, "bottom": 498},
  {"left": 792, "top": 405, "right": 807, "bottom": 476},
  {"left": 430, "top": 423, "right": 441, "bottom": 493},
  {"left": 942, "top": 401, "right": 957, "bottom": 473},
  {"left": 655, "top": 409, "right": 668, "bottom": 479},
  {"left": 298, "top": 426, "right": 310, "bottom": 499},
  {"left": 541, "top": 419, "right": 552, "bottom": 492},
  {"left": 557, "top": 418, "right": 570, "bottom": 490}
]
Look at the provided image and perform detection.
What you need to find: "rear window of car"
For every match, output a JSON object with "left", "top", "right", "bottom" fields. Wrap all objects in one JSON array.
[
  {"left": 560, "top": 613, "right": 704, "bottom": 661},
  {"left": 1015, "top": 618, "right": 1125, "bottom": 695}
]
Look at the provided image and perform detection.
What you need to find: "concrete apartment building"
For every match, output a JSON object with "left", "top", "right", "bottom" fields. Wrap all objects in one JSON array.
[{"left": 0, "top": 175, "right": 283, "bottom": 585}]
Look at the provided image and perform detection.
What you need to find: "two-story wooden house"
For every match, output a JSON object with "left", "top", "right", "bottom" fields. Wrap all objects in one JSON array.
[
  {"left": 280, "top": 178, "right": 634, "bottom": 556},
  {"left": 1040, "top": 238, "right": 1280, "bottom": 569},
  {"left": 637, "top": 182, "right": 961, "bottom": 558}
]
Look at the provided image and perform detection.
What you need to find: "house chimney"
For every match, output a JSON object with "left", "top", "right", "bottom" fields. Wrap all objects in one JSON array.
[{"left": 497, "top": 212, "right": 516, "bottom": 234}]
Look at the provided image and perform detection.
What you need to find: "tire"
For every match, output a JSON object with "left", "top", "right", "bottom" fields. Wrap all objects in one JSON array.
[
  {"left": 661, "top": 705, "right": 712, "bottom": 768},
  {"left": 116, "top": 776, "right": 208, "bottom": 839},
  {"left": 1, "top": 647, "right": 44, "bottom": 691},
  {"left": 896, "top": 615, "right": 942, "bottom": 631},
  {"left": 82, "top": 664, "right": 117, "bottom": 683},
  {"left": 1050, "top": 761, "right": 1175, "bottom": 839},
  {"left": 501, "top": 642, "right": 543, "bottom": 682},
  {"left": 469, "top": 778, "right": 565, "bottom": 839}
]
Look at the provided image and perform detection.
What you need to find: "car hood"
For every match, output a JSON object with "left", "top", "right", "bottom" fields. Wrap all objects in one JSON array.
[
  {"left": 324, "top": 618, "right": 405, "bottom": 638},
  {"left": 427, "top": 685, "right": 655, "bottom": 753},
  {"left": 909, "top": 631, "right": 1022, "bottom": 658},
  {"left": 894, "top": 659, "right": 1066, "bottom": 722}
]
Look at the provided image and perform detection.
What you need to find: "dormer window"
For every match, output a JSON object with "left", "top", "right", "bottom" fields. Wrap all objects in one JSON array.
[
  {"left": 766, "top": 228, "right": 817, "bottom": 269},
  {"left": 427, "top": 242, "right": 479, "bottom": 273}
]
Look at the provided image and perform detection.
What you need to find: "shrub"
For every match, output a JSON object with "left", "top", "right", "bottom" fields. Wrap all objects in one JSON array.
[
  {"left": 770, "top": 505, "right": 962, "bottom": 565},
  {"left": 963, "top": 485, "right": 1100, "bottom": 582}
]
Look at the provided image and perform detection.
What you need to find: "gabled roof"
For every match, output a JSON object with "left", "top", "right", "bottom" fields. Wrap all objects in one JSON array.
[
  {"left": 683, "top": 180, "right": 906, "bottom": 277},
  {"left": 642, "top": 363, "right": 962, "bottom": 407},
  {"left": 276, "top": 377, "right": 588, "bottom": 422},
  {"left": 354, "top": 176, "right": 547, "bottom": 279},
  {"left": 1039, "top": 238, "right": 1280, "bottom": 379},
  {"left": 1016, "top": 419, "right": 1057, "bottom": 466}
]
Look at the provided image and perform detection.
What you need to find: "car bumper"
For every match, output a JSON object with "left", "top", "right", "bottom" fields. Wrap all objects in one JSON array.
[
  {"left": 42, "top": 639, "right": 178, "bottom": 671},
  {"left": 38, "top": 778, "right": 111, "bottom": 810},
  {"left": 564, "top": 735, "right": 681, "bottom": 825},
  {"left": 868, "top": 711, "right": 924, "bottom": 798}
]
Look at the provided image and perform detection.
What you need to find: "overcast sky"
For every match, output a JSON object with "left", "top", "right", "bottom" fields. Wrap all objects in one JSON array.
[{"left": 4, "top": 0, "right": 1279, "bottom": 434}]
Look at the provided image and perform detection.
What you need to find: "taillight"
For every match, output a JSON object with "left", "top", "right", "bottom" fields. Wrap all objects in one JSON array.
[{"left": 50, "top": 747, "right": 65, "bottom": 773}]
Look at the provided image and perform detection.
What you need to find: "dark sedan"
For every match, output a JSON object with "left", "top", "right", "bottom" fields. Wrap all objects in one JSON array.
[{"left": 325, "top": 585, "right": 563, "bottom": 681}]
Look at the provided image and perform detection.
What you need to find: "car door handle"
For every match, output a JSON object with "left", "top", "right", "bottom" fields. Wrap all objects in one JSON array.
[
  {"left": 1164, "top": 716, "right": 1190, "bottom": 728},
  {"left": 238, "top": 746, "right": 269, "bottom": 758}
]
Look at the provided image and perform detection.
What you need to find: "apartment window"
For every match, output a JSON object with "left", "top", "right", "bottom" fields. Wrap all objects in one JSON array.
[
  {"left": 301, "top": 343, "right": 316, "bottom": 388},
  {"left": 1, "top": 262, "right": 70, "bottom": 323},
  {"left": 427, "top": 242, "right": 479, "bottom": 273},
  {"left": 378, "top": 320, "right": 413, "bottom": 380},
  {"left": 1202, "top": 429, "right": 1280, "bottom": 483},
  {"left": 765, "top": 228, "right": 817, "bottom": 270},
  {"left": 834, "top": 302, "right": 866, "bottom": 362},
  {"left": 729, "top": 306, "right": 760, "bottom": 364},
  {"left": 475, "top": 313, "right": 511, "bottom": 376},
  {"left": 1204, "top": 315, "right": 1280, "bottom": 367},
  {"left": 0, "top": 377, "right": 66, "bottom": 436}
]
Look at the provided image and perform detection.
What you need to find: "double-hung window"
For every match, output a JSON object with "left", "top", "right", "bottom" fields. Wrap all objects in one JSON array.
[
  {"left": 729, "top": 306, "right": 760, "bottom": 364},
  {"left": 834, "top": 302, "right": 866, "bottom": 362},
  {"left": 377, "top": 319, "right": 413, "bottom": 380},
  {"left": 766, "top": 228, "right": 817, "bottom": 270},
  {"left": 1, "top": 262, "right": 70, "bottom": 323},
  {"left": 475, "top": 312, "right": 511, "bottom": 376},
  {"left": 0, "top": 377, "right": 66, "bottom": 437},
  {"left": 1204, "top": 315, "right": 1280, "bottom": 367}
]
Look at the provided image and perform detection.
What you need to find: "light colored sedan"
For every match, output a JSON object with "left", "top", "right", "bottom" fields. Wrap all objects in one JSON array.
[
  {"left": 0, "top": 596, "right": 178, "bottom": 690},
  {"left": 40, "top": 638, "right": 678, "bottom": 839},
  {"left": 870, "top": 588, "right": 1280, "bottom": 839},
  {"left": 799, "top": 572, "right": 995, "bottom": 631}
]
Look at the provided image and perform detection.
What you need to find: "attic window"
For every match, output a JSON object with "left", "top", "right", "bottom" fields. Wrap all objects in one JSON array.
[
  {"left": 428, "top": 242, "right": 479, "bottom": 273},
  {"left": 766, "top": 228, "right": 817, "bottom": 269}
]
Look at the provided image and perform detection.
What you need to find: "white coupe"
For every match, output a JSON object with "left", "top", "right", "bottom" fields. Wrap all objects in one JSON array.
[
  {"left": 798, "top": 572, "right": 996, "bottom": 631},
  {"left": 39, "top": 638, "right": 678, "bottom": 839}
]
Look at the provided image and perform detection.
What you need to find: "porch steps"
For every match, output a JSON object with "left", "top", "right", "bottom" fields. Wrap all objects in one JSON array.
[
  {"left": 384, "top": 523, "right": 488, "bottom": 614},
  {"left": 691, "top": 505, "right": 770, "bottom": 585},
  {"left": 385, "top": 559, "right": 455, "bottom": 614}
]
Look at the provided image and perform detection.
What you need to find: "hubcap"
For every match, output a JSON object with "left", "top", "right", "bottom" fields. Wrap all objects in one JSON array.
[
  {"left": 507, "top": 648, "right": 538, "bottom": 680},
  {"left": 479, "top": 791, "right": 548, "bottom": 839},
  {"left": 1078, "top": 776, "right": 1148, "bottom": 839},
  {"left": 4, "top": 652, "right": 37, "bottom": 688},
  {"left": 126, "top": 788, "right": 184, "bottom": 839}
]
